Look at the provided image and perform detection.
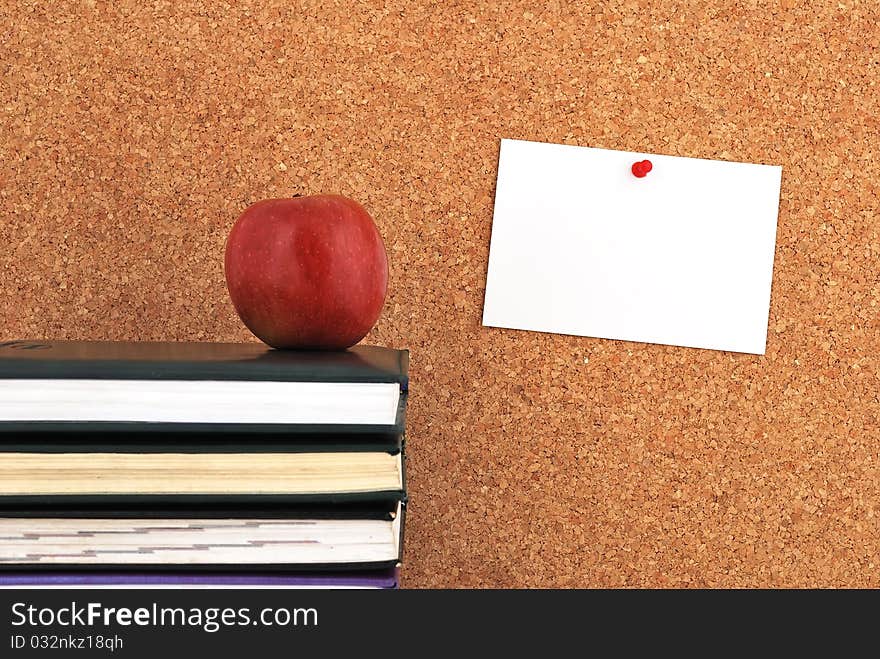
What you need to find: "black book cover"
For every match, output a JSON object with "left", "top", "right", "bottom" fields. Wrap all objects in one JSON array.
[
  {"left": 0, "top": 431, "right": 403, "bottom": 454},
  {"left": 0, "top": 340, "right": 409, "bottom": 384},
  {"left": 0, "top": 499, "right": 398, "bottom": 520}
]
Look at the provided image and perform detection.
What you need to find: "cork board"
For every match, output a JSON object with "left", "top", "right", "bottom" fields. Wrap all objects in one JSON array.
[{"left": 1, "top": 1, "right": 878, "bottom": 587}]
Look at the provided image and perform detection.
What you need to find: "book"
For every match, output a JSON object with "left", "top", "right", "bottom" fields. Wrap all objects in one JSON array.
[
  {"left": 0, "top": 503, "right": 403, "bottom": 569},
  {"left": 0, "top": 568, "right": 399, "bottom": 588},
  {"left": 0, "top": 451, "right": 404, "bottom": 502},
  {"left": 0, "top": 429, "right": 406, "bottom": 507},
  {"left": 0, "top": 341, "right": 408, "bottom": 432}
]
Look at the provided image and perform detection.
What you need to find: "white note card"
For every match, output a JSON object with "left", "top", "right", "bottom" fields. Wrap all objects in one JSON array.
[{"left": 482, "top": 139, "right": 783, "bottom": 354}]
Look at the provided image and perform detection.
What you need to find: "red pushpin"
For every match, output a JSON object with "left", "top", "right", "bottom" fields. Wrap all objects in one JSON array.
[{"left": 631, "top": 159, "right": 653, "bottom": 178}]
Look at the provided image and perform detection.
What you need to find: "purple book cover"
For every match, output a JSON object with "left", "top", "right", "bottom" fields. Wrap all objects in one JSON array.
[{"left": 0, "top": 569, "right": 398, "bottom": 588}]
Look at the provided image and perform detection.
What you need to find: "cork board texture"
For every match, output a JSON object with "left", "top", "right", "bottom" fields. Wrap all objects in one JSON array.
[{"left": 2, "top": 1, "right": 879, "bottom": 588}]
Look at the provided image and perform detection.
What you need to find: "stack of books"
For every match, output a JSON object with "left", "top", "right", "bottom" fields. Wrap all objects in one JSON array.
[{"left": 0, "top": 340, "right": 407, "bottom": 589}]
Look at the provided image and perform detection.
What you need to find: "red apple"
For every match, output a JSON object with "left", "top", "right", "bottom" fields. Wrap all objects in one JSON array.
[{"left": 224, "top": 194, "right": 388, "bottom": 350}]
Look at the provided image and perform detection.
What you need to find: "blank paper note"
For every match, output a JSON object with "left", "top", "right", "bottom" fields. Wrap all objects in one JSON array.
[{"left": 482, "top": 139, "right": 783, "bottom": 354}]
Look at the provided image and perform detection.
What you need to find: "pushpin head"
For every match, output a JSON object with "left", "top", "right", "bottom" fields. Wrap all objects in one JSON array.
[{"left": 631, "top": 159, "right": 653, "bottom": 178}]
